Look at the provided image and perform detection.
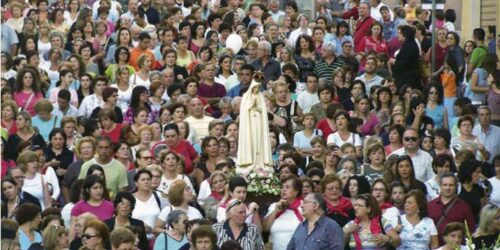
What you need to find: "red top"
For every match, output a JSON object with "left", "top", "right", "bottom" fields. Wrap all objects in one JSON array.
[
  {"left": 154, "top": 139, "right": 198, "bottom": 175},
  {"left": 427, "top": 196, "right": 475, "bottom": 245},
  {"left": 316, "top": 118, "right": 336, "bottom": 140},
  {"left": 101, "top": 123, "right": 123, "bottom": 144},
  {"left": 1, "top": 120, "right": 17, "bottom": 136},
  {"left": 356, "top": 36, "right": 388, "bottom": 55},
  {"left": 354, "top": 16, "right": 375, "bottom": 49}
]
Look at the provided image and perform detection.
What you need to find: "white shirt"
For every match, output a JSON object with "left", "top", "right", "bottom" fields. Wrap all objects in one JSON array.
[
  {"left": 397, "top": 216, "right": 437, "bottom": 250},
  {"left": 296, "top": 90, "right": 319, "bottom": 113},
  {"left": 355, "top": 74, "right": 384, "bottom": 93},
  {"left": 390, "top": 148, "right": 435, "bottom": 182},
  {"left": 327, "top": 132, "right": 362, "bottom": 147},
  {"left": 288, "top": 28, "right": 312, "bottom": 48},
  {"left": 52, "top": 103, "right": 79, "bottom": 117},
  {"left": 424, "top": 177, "right": 440, "bottom": 201},
  {"left": 158, "top": 205, "right": 203, "bottom": 223},
  {"left": 265, "top": 202, "right": 302, "bottom": 250},
  {"left": 382, "top": 206, "right": 400, "bottom": 228},
  {"left": 370, "top": 2, "right": 394, "bottom": 22},
  {"left": 129, "top": 74, "right": 151, "bottom": 89},
  {"left": 488, "top": 176, "right": 500, "bottom": 206},
  {"left": 158, "top": 174, "right": 194, "bottom": 194},
  {"left": 132, "top": 194, "right": 161, "bottom": 229},
  {"left": 22, "top": 173, "right": 47, "bottom": 210},
  {"left": 79, "top": 94, "right": 104, "bottom": 117},
  {"left": 111, "top": 83, "right": 134, "bottom": 114},
  {"left": 184, "top": 116, "right": 214, "bottom": 143},
  {"left": 197, "top": 179, "right": 211, "bottom": 204},
  {"left": 61, "top": 202, "right": 75, "bottom": 229}
]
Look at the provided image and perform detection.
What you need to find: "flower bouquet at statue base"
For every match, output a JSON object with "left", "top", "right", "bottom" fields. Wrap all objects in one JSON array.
[{"left": 239, "top": 165, "right": 280, "bottom": 197}]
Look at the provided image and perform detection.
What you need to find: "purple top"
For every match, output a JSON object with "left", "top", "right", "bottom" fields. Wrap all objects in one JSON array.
[
  {"left": 488, "top": 88, "right": 500, "bottom": 116},
  {"left": 197, "top": 82, "right": 227, "bottom": 99},
  {"left": 71, "top": 200, "right": 115, "bottom": 221}
]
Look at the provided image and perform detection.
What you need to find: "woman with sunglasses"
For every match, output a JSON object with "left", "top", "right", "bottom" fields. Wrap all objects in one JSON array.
[
  {"left": 343, "top": 194, "right": 401, "bottom": 249},
  {"left": 81, "top": 219, "right": 109, "bottom": 250}
]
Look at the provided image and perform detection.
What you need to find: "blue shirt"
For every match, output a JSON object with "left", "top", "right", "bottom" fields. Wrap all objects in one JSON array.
[
  {"left": 473, "top": 124, "right": 500, "bottom": 163},
  {"left": 32, "top": 115, "right": 62, "bottom": 142},
  {"left": 287, "top": 215, "right": 344, "bottom": 250},
  {"left": 19, "top": 229, "right": 42, "bottom": 250}
]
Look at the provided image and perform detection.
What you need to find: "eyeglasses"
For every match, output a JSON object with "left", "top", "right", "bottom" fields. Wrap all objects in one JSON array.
[
  {"left": 82, "top": 234, "right": 99, "bottom": 240},
  {"left": 404, "top": 137, "right": 418, "bottom": 142}
]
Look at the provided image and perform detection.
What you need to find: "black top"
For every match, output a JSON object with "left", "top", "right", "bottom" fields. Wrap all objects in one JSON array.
[
  {"left": 5, "top": 133, "right": 46, "bottom": 161},
  {"left": 326, "top": 208, "right": 355, "bottom": 227},
  {"left": 472, "top": 234, "right": 499, "bottom": 249},
  {"left": 458, "top": 184, "right": 485, "bottom": 223},
  {"left": 393, "top": 38, "right": 421, "bottom": 90},
  {"left": 105, "top": 216, "right": 149, "bottom": 250},
  {"left": 1, "top": 192, "right": 41, "bottom": 218},
  {"left": 43, "top": 146, "right": 74, "bottom": 175}
]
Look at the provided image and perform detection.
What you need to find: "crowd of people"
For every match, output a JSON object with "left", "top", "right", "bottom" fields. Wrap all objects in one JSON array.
[{"left": 1, "top": 0, "right": 500, "bottom": 249}]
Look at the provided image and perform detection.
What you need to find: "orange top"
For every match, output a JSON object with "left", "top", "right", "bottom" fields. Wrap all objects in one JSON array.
[
  {"left": 128, "top": 47, "right": 156, "bottom": 71},
  {"left": 441, "top": 71, "right": 457, "bottom": 98}
]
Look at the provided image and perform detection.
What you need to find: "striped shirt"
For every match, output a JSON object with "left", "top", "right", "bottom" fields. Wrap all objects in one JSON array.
[
  {"left": 212, "top": 221, "right": 264, "bottom": 250},
  {"left": 314, "top": 58, "right": 345, "bottom": 83}
]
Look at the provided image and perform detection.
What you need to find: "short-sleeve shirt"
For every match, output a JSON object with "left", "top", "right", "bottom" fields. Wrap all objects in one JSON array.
[
  {"left": 470, "top": 45, "right": 489, "bottom": 68},
  {"left": 327, "top": 132, "right": 362, "bottom": 147},
  {"left": 78, "top": 158, "right": 129, "bottom": 194},
  {"left": 397, "top": 216, "right": 437, "bottom": 250},
  {"left": 70, "top": 200, "right": 115, "bottom": 220}
]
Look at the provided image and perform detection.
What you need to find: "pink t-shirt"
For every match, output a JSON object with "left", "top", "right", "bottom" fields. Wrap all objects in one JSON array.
[
  {"left": 14, "top": 91, "right": 44, "bottom": 116},
  {"left": 71, "top": 200, "right": 115, "bottom": 221}
]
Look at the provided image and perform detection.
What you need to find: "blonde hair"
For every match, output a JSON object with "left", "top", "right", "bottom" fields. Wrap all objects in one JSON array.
[
  {"left": 43, "top": 225, "right": 67, "bottom": 250},
  {"left": 74, "top": 137, "right": 96, "bottom": 159},
  {"left": 17, "top": 151, "right": 39, "bottom": 173},
  {"left": 476, "top": 204, "right": 500, "bottom": 236}
]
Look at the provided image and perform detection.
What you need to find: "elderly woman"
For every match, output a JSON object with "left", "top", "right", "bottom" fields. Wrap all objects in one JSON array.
[
  {"left": 321, "top": 174, "right": 355, "bottom": 227},
  {"left": 451, "top": 116, "right": 489, "bottom": 161},
  {"left": 42, "top": 223, "right": 69, "bottom": 250},
  {"left": 155, "top": 179, "right": 203, "bottom": 234},
  {"left": 398, "top": 190, "right": 439, "bottom": 250},
  {"left": 391, "top": 25, "right": 421, "bottom": 89},
  {"left": 263, "top": 176, "right": 303, "bottom": 250},
  {"left": 154, "top": 210, "right": 189, "bottom": 249},
  {"left": 81, "top": 219, "right": 110, "bottom": 250},
  {"left": 131, "top": 125, "right": 154, "bottom": 159},
  {"left": 343, "top": 194, "right": 401, "bottom": 249},
  {"left": 62, "top": 136, "right": 95, "bottom": 201},
  {"left": 17, "top": 151, "right": 52, "bottom": 210},
  {"left": 213, "top": 199, "right": 265, "bottom": 250},
  {"left": 16, "top": 203, "right": 43, "bottom": 250},
  {"left": 1, "top": 100, "right": 18, "bottom": 136},
  {"left": 104, "top": 192, "right": 149, "bottom": 250}
]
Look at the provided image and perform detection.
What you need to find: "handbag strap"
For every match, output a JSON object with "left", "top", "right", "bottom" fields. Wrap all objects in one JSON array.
[
  {"left": 164, "top": 232, "right": 169, "bottom": 250},
  {"left": 23, "top": 93, "right": 35, "bottom": 111},
  {"left": 52, "top": 115, "right": 58, "bottom": 129},
  {"left": 437, "top": 197, "right": 458, "bottom": 228}
]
